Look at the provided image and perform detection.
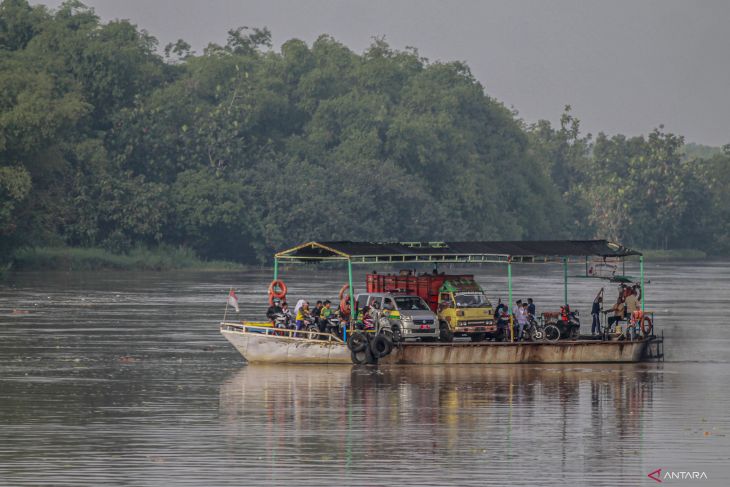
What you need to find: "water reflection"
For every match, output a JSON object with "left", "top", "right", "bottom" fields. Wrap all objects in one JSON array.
[{"left": 219, "top": 364, "right": 664, "bottom": 485}]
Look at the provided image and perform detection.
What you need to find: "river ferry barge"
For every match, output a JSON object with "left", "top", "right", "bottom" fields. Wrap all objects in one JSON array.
[{"left": 220, "top": 240, "right": 664, "bottom": 365}]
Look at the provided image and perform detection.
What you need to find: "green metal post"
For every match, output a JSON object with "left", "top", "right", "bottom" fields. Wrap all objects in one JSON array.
[
  {"left": 640, "top": 255, "right": 645, "bottom": 312},
  {"left": 347, "top": 259, "right": 355, "bottom": 342},
  {"left": 508, "top": 259, "right": 513, "bottom": 342},
  {"left": 563, "top": 257, "right": 568, "bottom": 305},
  {"left": 273, "top": 257, "right": 279, "bottom": 280}
]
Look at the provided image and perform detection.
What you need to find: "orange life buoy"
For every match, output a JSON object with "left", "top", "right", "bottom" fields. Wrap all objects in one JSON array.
[
  {"left": 641, "top": 315, "right": 653, "bottom": 335},
  {"left": 268, "top": 280, "right": 287, "bottom": 299},
  {"left": 338, "top": 284, "right": 350, "bottom": 300}
]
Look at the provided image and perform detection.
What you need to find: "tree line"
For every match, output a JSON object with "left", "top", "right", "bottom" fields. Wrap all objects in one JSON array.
[{"left": 1, "top": 0, "right": 729, "bottom": 264}]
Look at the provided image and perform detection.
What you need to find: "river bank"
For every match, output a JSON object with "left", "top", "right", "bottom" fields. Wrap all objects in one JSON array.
[
  {"left": 3, "top": 245, "right": 718, "bottom": 276},
  {"left": 8, "top": 246, "right": 246, "bottom": 272},
  {"left": 639, "top": 248, "right": 708, "bottom": 260}
]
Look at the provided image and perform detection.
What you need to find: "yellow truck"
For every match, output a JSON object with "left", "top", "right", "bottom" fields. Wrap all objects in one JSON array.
[{"left": 436, "top": 278, "right": 496, "bottom": 342}]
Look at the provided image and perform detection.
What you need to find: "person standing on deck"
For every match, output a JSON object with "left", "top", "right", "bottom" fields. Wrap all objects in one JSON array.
[
  {"left": 294, "top": 300, "right": 311, "bottom": 334},
  {"left": 512, "top": 299, "right": 523, "bottom": 317},
  {"left": 511, "top": 299, "right": 523, "bottom": 341},
  {"left": 515, "top": 302, "right": 529, "bottom": 341},
  {"left": 527, "top": 298, "right": 536, "bottom": 319},
  {"left": 320, "top": 300, "right": 333, "bottom": 333},
  {"left": 591, "top": 288, "right": 604, "bottom": 335}
]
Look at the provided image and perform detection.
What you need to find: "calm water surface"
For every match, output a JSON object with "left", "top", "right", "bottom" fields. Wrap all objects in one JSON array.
[{"left": 1, "top": 261, "right": 729, "bottom": 486}]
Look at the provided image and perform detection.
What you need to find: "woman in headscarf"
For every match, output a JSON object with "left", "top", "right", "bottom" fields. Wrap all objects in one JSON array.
[{"left": 294, "top": 300, "right": 311, "bottom": 335}]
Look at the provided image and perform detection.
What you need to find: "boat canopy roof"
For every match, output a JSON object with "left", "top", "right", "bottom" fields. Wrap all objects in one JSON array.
[{"left": 275, "top": 240, "right": 641, "bottom": 264}]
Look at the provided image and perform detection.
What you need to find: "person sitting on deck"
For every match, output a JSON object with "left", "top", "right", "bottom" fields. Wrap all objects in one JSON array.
[
  {"left": 321, "top": 300, "right": 333, "bottom": 320},
  {"left": 361, "top": 303, "right": 375, "bottom": 330},
  {"left": 312, "top": 300, "right": 324, "bottom": 331},
  {"left": 608, "top": 295, "right": 626, "bottom": 329},
  {"left": 266, "top": 298, "right": 283, "bottom": 325},
  {"left": 280, "top": 301, "right": 293, "bottom": 327},
  {"left": 624, "top": 288, "right": 640, "bottom": 316}
]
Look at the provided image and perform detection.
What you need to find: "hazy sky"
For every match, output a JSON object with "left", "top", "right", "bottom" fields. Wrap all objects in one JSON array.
[{"left": 37, "top": 0, "right": 730, "bottom": 146}]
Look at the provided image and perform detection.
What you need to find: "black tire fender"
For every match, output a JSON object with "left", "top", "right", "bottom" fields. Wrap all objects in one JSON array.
[
  {"left": 371, "top": 334, "right": 393, "bottom": 358},
  {"left": 347, "top": 331, "right": 368, "bottom": 352},
  {"left": 351, "top": 349, "right": 369, "bottom": 364}
]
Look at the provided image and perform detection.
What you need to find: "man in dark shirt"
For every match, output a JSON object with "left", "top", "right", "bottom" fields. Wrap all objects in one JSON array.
[
  {"left": 312, "top": 300, "right": 324, "bottom": 332},
  {"left": 266, "top": 298, "right": 283, "bottom": 324},
  {"left": 527, "top": 298, "right": 536, "bottom": 318},
  {"left": 592, "top": 288, "right": 604, "bottom": 335}
]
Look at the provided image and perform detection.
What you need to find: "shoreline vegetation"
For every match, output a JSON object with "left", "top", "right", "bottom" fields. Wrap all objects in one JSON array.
[
  {"left": 8, "top": 246, "right": 246, "bottom": 272},
  {"left": 2, "top": 245, "right": 713, "bottom": 275},
  {"left": 1, "top": 1, "right": 729, "bottom": 268}
]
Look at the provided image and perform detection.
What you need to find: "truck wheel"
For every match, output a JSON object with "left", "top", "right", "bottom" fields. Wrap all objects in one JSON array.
[
  {"left": 471, "top": 333, "right": 486, "bottom": 342},
  {"left": 439, "top": 322, "right": 453, "bottom": 342}
]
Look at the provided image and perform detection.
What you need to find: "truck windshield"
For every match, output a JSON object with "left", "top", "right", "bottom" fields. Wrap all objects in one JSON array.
[
  {"left": 394, "top": 296, "right": 430, "bottom": 311},
  {"left": 455, "top": 293, "right": 491, "bottom": 308}
]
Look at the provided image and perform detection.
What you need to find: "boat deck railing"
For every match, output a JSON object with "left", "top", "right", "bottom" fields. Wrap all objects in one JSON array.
[{"left": 220, "top": 321, "right": 345, "bottom": 344}]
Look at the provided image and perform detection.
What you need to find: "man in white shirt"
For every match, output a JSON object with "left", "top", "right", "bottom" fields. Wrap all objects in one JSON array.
[{"left": 515, "top": 301, "right": 529, "bottom": 341}]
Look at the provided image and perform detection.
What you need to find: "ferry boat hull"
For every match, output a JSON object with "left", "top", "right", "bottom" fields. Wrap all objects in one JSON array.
[
  {"left": 221, "top": 323, "right": 352, "bottom": 364},
  {"left": 379, "top": 339, "right": 650, "bottom": 365},
  {"left": 221, "top": 322, "right": 661, "bottom": 365}
]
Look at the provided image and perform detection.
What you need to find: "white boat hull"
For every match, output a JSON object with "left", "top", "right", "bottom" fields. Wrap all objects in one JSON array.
[{"left": 220, "top": 323, "right": 351, "bottom": 364}]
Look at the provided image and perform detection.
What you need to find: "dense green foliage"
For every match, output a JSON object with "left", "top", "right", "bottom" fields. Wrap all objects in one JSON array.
[{"left": 1, "top": 1, "right": 729, "bottom": 265}]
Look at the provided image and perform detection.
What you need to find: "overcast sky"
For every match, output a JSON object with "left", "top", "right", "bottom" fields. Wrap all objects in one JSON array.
[{"left": 37, "top": 0, "right": 730, "bottom": 146}]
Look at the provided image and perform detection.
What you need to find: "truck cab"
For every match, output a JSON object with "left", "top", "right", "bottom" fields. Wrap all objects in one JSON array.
[
  {"left": 436, "top": 279, "right": 495, "bottom": 342},
  {"left": 355, "top": 292, "right": 439, "bottom": 341}
]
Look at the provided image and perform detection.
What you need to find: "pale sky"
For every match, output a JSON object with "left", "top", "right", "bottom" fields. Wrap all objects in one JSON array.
[{"left": 36, "top": 0, "right": 730, "bottom": 146}]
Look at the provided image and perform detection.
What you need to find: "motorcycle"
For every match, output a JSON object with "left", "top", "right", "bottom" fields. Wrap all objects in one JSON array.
[
  {"left": 554, "top": 306, "right": 581, "bottom": 340},
  {"left": 522, "top": 316, "right": 544, "bottom": 341},
  {"left": 269, "top": 312, "right": 290, "bottom": 329},
  {"left": 321, "top": 315, "right": 342, "bottom": 337}
]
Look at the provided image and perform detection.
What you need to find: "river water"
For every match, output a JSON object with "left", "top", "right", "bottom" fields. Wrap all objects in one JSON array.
[{"left": 1, "top": 261, "right": 729, "bottom": 486}]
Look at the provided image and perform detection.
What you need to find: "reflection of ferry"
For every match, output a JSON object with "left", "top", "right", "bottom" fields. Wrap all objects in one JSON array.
[
  {"left": 218, "top": 364, "right": 661, "bottom": 457},
  {"left": 220, "top": 240, "right": 664, "bottom": 365}
]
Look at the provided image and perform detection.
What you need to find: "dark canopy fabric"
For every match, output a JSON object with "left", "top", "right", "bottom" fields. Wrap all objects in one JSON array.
[{"left": 275, "top": 240, "right": 640, "bottom": 261}]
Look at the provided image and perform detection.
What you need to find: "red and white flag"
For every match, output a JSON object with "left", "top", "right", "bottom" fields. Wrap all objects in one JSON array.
[{"left": 227, "top": 289, "right": 239, "bottom": 313}]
